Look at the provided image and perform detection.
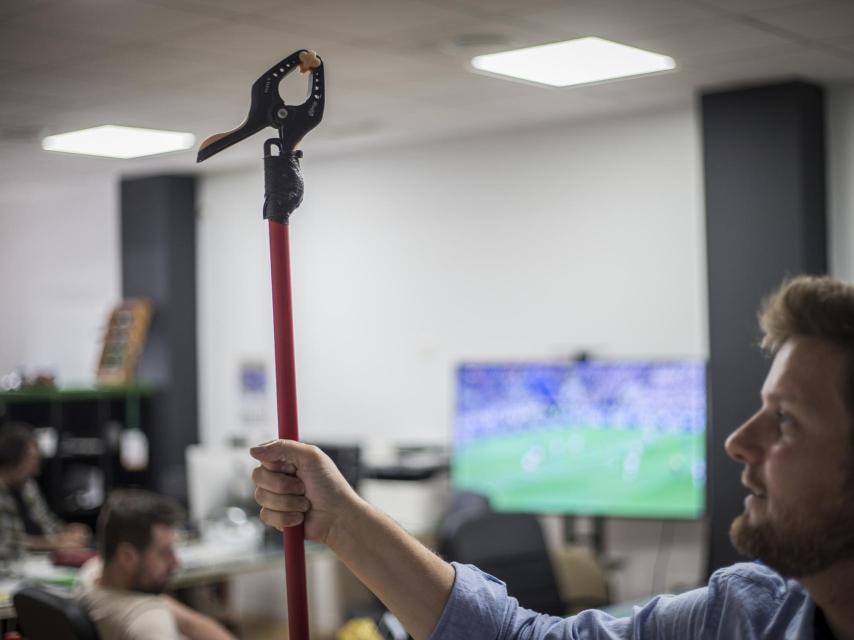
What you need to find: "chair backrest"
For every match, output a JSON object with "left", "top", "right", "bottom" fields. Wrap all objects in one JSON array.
[
  {"left": 444, "top": 511, "right": 565, "bottom": 616},
  {"left": 13, "top": 584, "right": 100, "bottom": 640}
]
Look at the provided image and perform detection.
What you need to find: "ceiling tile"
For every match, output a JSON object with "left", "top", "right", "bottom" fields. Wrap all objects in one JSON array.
[
  {"left": 418, "top": 0, "right": 564, "bottom": 19},
  {"left": 695, "top": 43, "right": 854, "bottom": 84},
  {"left": 686, "top": 0, "right": 842, "bottom": 15},
  {"left": 154, "top": 22, "right": 340, "bottom": 68},
  {"left": 750, "top": 3, "right": 854, "bottom": 39},
  {"left": 627, "top": 17, "right": 794, "bottom": 60},
  {"left": 136, "top": 0, "right": 286, "bottom": 19},
  {"left": 0, "top": 25, "right": 115, "bottom": 69},
  {"left": 521, "top": 0, "right": 720, "bottom": 40},
  {"left": 0, "top": 0, "right": 59, "bottom": 20},
  {"left": 59, "top": 48, "right": 225, "bottom": 91},
  {"left": 257, "top": 0, "right": 475, "bottom": 42},
  {"left": 5, "top": 0, "right": 228, "bottom": 47}
]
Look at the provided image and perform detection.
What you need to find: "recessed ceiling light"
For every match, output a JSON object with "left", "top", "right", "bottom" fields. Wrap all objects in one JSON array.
[
  {"left": 471, "top": 37, "right": 675, "bottom": 88},
  {"left": 42, "top": 125, "right": 196, "bottom": 159}
]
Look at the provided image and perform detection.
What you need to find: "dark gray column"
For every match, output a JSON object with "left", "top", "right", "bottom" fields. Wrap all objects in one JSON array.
[
  {"left": 121, "top": 175, "right": 198, "bottom": 501},
  {"left": 702, "top": 81, "right": 826, "bottom": 576}
]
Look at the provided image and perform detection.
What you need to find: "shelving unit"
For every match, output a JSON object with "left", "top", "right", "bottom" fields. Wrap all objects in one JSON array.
[{"left": 0, "top": 386, "right": 157, "bottom": 528}]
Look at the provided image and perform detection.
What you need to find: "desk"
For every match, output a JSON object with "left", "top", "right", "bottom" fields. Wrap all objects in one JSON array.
[
  {"left": 1, "top": 539, "right": 373, "bottom": 638},
  {"left": 0, "top": 541, "right": 281, "bottom": 626}
]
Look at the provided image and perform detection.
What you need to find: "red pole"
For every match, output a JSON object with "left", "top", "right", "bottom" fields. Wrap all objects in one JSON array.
[{"left": 268, "top": 220, "right": 310, "bottom": 640}]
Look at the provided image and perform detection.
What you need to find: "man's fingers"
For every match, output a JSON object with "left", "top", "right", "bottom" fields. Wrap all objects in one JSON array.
[
  {"left": 252, "top": 466, "right": 306, "bottom": 495},
  {"left": 251, "top": 439, "right": 307, "bottom": 462},
  {"left": 255, "top": 487, "right": 311, "bottom": 513},
  {"left": 260, "top": 507, "right": 305, "bottom": 531}
]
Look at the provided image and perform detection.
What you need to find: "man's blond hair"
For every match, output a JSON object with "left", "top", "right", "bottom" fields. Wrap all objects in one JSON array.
[{"left": 759, "top": 275, "right": 854, "bottom": 410}]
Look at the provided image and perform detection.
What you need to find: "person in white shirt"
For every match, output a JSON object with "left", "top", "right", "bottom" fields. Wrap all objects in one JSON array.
[{"left": 77, "top": 489, "right": 235, "bottom": 640}]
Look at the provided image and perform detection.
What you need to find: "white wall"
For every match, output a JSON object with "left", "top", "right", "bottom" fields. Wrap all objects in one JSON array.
[
  {"left": 0, "top": 175, "right": 120, "bottom": 386},
  {"left": 198, "top": 106, "right": 708, "bottom": 452}
]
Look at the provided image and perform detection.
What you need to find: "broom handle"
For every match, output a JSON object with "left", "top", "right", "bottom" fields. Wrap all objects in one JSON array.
[{"left": 268, "top": 220, "right": 310, "bottom": 640}]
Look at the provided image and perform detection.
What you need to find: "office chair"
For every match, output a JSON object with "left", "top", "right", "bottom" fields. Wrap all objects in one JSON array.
[
  {"left": 442, "top": 511, "right": 566, "bottom": 616},
  {"left": 13, "top": 584, "right": 100, "bottom": 640}
]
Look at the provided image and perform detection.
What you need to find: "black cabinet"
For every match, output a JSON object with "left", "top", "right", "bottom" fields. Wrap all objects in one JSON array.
[{"left": 0, "top": 387, "right": 156, "bottom": 528}]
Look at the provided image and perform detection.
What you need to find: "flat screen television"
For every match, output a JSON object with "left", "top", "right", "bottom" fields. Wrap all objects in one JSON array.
[{"left": 452, "top": 360, "right": 706, "bottom": 519}]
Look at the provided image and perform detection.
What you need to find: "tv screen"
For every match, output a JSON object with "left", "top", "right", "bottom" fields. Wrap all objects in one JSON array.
[{"left": 452, "top": 360, "right": 706, "bottom": 518}]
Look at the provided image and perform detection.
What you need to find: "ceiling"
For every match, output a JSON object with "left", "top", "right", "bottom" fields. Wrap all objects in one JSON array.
[{"left": 1, "top": 0, "right": 853, "bottom": 189}]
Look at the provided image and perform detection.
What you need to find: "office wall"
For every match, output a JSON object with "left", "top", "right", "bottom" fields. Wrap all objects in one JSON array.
[
  {"left": 0, "top": 175, "right": 120, "bottom": 385},
  {"left": 198, "top": 106, "right": 708, "bottom": 450}
]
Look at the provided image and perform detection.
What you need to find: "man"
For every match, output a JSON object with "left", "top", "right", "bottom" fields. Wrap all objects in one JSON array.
[
  {"left": 76, "top": 489, "right": 236, "bottom": 640},
  {"left": 251, "top": 275, "right": 854, "bottom": 640},
  {"left": 0, "top": 422, "right": 90, "bottom": 562}
]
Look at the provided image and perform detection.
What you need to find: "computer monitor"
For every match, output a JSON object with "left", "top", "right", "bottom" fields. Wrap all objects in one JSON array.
[{"left": 452, "top": 360, "right": 706, "bottom": 519}]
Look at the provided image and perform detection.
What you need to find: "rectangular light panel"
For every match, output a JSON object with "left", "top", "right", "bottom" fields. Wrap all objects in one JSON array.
[
  {"left": 471, "top": 37, "right": 675, "bottom": 88},
  {"left": 42, "top": 125, "right": 196, "bottom": 159}
]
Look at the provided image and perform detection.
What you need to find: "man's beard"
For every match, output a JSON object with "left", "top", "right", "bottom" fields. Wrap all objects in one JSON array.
[
  {"left": 730, "top": 492, "right": 854, "bottom": 578},
  {"left": 130, "top": 566, "right": 169, "bottom": 595}
]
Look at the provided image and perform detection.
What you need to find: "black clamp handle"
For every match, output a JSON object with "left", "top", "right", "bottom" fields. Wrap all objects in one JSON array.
[{"left": 197, "top": 50, "right": 325, "bottom": 161}]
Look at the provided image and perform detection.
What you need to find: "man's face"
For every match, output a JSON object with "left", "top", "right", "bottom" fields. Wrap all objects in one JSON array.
[
  {"left": 129, "top": 524, "right": 179, "bottom": 594},
  {"left": 725, "top": 336, "right": 854, "bottom": 578},
  {"left": 9, "top": 441, "right": 41, "bottom": 486}
]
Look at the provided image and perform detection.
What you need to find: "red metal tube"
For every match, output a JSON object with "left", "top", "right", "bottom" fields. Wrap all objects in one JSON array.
[{"left": 268, "top": 220, "right": 310, "bottom": 640}]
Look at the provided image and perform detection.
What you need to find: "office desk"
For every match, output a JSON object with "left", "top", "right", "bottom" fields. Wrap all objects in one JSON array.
[
  {"left": 0, "top": 542, "right": 282, "bottom": 625},
  {"left": 1, "top": 540, "right": 374, "bottom": 639}
]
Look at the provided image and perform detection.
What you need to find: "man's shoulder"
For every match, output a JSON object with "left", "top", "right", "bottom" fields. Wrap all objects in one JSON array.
[
  {"left": 710, "top": 562, "right": 804, "bottom": 600},
  {"left": 79, "top": 586, "right": 179, "bottom": 640},
  {"left": 79, "top": 584, "right": 169, "bottom": 615}
]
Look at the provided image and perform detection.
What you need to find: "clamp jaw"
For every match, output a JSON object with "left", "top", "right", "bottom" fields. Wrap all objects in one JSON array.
[{"left": 197, "top": 50, "right": 325, "bottom": 223}]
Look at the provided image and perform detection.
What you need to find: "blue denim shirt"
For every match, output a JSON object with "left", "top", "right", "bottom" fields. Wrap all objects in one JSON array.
[{"left": 432, "top": 562, "right": 825, "bottom": 640}]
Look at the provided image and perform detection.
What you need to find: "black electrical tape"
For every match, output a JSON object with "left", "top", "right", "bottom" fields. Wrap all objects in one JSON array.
[{"left": 263, "top": 140, "right": 304, "bottom": 224}]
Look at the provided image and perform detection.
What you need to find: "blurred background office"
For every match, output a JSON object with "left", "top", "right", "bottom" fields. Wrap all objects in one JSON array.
[{"left": 2, "top": 0, "right": 854, "bottom": 637}]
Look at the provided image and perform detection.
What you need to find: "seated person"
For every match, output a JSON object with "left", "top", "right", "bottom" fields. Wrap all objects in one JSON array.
[
  {"left": 76, "top": 488, "right": 236, "bottom": 640},
  {"left": 0, "top": 422, "right": 90, "bottom": 562}
]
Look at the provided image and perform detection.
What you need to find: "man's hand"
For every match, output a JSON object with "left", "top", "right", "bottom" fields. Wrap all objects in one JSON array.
[
  {"left": 250, "top": 439, "right": 454, "bottom": 640},
  {"left": 250, "top": 440, "right": 361, "bottom": 546},
  {"left": 60, "top": 523, "right": 92, "bottom": 548}
]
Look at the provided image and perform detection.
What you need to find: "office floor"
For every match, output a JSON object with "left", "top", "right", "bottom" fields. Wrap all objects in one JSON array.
[
  {"left": 238, "top": 619, "right": 291, "bottom": 640},
  {"left": 238, "top": 619, "right": 339, "bottom": 640}
]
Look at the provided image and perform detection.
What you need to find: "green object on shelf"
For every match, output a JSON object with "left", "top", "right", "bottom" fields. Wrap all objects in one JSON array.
[{"left": 0, "top": 386, "right": 156, "bottom": 402}]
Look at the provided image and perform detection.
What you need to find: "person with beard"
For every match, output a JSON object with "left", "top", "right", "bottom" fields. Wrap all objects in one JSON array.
[
  {"left": 76, "top": 489, "right": 235, "bottom": 640},
  {"left": 250, "top": 274, "right": 854, "bottom": 640}
]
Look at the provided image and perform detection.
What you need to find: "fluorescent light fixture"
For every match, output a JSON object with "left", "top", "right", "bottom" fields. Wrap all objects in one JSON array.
[
  {"left": 42, "top": 125, "right": 195, "bottom": 159},
  {"left": 471, "top": 37, "right": 675, "bottom": 87}
]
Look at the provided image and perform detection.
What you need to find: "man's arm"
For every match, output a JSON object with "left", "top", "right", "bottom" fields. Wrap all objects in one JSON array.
[
  {"left": 251, "top": 440, "right": 455, "bottom": 640},
  {"left": 163, "top": 595, "right": 237, "bottom": 640}
]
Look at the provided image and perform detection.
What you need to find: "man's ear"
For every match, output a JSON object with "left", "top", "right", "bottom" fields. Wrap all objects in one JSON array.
[{"left": 115, "top": 542, "right": 140, "bottom": 568}]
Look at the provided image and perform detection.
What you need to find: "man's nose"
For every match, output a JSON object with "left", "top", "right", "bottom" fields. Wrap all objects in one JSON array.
[{"left": 725, "top": 412, "right": 766, "bottom": 466}]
